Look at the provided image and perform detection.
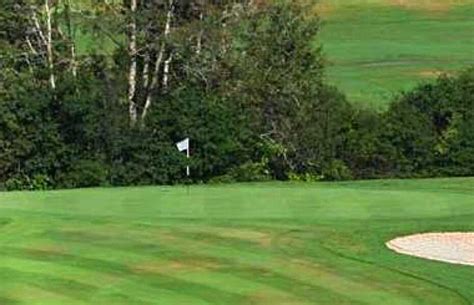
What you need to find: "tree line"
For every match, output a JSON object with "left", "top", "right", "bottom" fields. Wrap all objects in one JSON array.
[{"left": 0, "top": 0, "right": 473, "bottom": 190}]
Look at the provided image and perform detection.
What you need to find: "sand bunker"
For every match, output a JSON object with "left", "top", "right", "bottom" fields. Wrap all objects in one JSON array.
[{"left": 387, "top": 233, "right": 474, "bottom": 266}]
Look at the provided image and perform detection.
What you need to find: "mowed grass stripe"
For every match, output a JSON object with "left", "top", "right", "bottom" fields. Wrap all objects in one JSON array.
[
  {"left": 1, "top": 179, "right": 473, "bottom": 304},
  {"left": 0, "top": 249, "right": 245, "bottom": 304},
  {"left": 0, "top": 257, "right": 221, "bottom": 305},
  {"left": 0, "top": 228, "right": 320, "bottom": 303},
  {"left": 40, "top": 239, "right": 382, "bottom": 304},
  {"left": 1, "top": 222, "right": 433, "bottom": 304},
  {"left": 72, "top": 224, "right": 457, "bottom": 304},
  {"left": 0, "top": 267, "right": 100, "bottom": 304},
  {"left": 34, "top": 227, "right": 345, "bottom": 302}
]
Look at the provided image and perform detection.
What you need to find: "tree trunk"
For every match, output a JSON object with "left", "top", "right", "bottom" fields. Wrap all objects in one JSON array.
[
  {"left": 127, "top": 0, "right": 138, "bottom": 125},
  {"left": 64, "top": 0, "right": 77, "bottom": 78},
  {"left": 196, "top": 13, "right": 204, "bottom": 55},
  {"left": 162, "top": 53, "right": 173, "bottom": 89},
  {"left": 142, "top": 52, "right": 151, "bottom": 91},
  {"left": 140, "top": 0, "right": 174, "bottom": 123},
  {"left": 44, "top": 0, "right": 56, "bottom": 90}
]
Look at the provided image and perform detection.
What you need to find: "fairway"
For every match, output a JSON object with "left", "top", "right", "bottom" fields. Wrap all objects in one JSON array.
[
  {"left": 318, "top": 0, "right": 474, "bottom": 108},
  {"left": 0, "top": 179, "right": 473, "bottom": 304}
]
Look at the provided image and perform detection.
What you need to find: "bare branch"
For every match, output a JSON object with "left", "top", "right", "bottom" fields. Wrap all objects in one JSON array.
[
  {"left": 25, "top": 36, "right": 39, "bottom": 55},
  {"left": 30, "top": 8, "right": 47, "bottom": 47}
]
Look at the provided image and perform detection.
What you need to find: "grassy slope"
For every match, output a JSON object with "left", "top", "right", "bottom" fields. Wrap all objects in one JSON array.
[
  {"left": 317, "top": 0, "right": 474, "bottom": 109},
  {"left": 0, "top": 178, "right": 473, "bottom": 304}
]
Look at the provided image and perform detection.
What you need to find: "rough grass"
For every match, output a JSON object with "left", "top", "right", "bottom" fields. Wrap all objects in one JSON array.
[
  {"left": 317, "top": 0, "right": 474, "bottom": 108},
  {"left": 0, "top": 178, "right": 473, "bottom": 304}
]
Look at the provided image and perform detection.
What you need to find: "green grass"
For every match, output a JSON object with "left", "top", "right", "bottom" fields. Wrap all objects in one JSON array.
[
  {"left": 318, "top": 0, "right": 474, "bottom": 109},
  {"left": 0, "top": 178, "right": 473, "bottom": 304}
]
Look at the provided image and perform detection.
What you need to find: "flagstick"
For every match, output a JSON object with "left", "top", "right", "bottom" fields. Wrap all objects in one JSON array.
[
  {"left": 186, "top": 145, "right": 190, "bottom": 195},
  {"left": 176, "top": 138, "right": 191, "bottom": 195},
  {"left": 186, "top": 146, "right": 190, "bottom": 177}
]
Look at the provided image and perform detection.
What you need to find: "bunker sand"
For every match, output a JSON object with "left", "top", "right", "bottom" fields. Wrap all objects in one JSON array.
[{"left": 387, "top": 233, "right": 474, "bottom": 266}]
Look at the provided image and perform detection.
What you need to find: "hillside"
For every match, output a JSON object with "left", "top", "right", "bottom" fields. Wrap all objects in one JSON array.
[
  {"left": 70, "top": 0, "right": 474, "bottom": 108},
  {"left": 317, "top": 0, "right": 474, "bottom": 108}
]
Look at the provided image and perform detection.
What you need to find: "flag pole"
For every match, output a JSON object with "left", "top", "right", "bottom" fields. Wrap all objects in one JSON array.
[
  {"left": 186, "top": 144, "right": 190, "bottom": 195},
  {"left": 186, "top": 146, "right": 190, "bottom": 177},
  {"left": 176, "top": 137, "right": 191, "bottom": 195}
]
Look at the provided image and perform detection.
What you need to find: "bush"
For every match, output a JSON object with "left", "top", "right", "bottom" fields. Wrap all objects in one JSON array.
[
  {"left": 230, "top": 162, "right": 271, "bottom": 182},
  {"left": 57, "top": 160, "right": 107, "bottom": 188},
  {"left": 288, "top": 172, "right": 323, "bottom": 182},
  {"left": 108, "top": 130, "right": 184, "bottom": 186},
  {"left": 5, "top": 174, "right": 51, "bottom": 191},
  {"left": 322, "top": 160, "right": 353, "bottom": 181},
  {"left": 4, "top": 177, "right": 27, "bottom": 191},
  {"left": 209, "top": 162, "right": 271, "bottom": 183}
]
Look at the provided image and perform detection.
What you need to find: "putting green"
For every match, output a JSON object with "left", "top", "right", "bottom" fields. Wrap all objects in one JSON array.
[{"left": 0, "top": 178, "right": 473, "bottom": 304}]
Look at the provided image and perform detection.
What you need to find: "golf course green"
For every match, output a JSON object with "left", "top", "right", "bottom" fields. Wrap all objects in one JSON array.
[{"left": 0, "top": 178, "right": 473, "bottom": 304}]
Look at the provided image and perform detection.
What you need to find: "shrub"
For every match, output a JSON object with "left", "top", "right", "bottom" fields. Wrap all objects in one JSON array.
[
  {"left": 288, "top": 172, "right": 323, "bottom": 182},
  {"left": 5, "top": 174, "right": 51, "bottom": 191},
  {"left": 58, "top": 160, "right": 107, "bottom": 188},
  {"left": 209, "top": 162, "right": 271, "bottom": 183},
  {"left": 322, "top": 160, "right": 353, "bottom": 181}
]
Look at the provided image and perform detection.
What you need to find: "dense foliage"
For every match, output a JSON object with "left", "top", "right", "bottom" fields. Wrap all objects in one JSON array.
[{"left": 0, "top": 0, "right": 473, "bottom": 190}]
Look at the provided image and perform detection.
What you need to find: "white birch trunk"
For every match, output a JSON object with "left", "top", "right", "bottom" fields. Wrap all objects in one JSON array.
[
  {"left": 141, "top": 47, "right": 165, "bottom": 122},
  {"left": 196, "top": 13, "right": 204, "bottom": 55},
  {"left": 64, "top": 0, "right": 77, "bottom": 78},
  {"left": 142, "top": 52, "right": 151, "bottom": 91},
  {"left": 140, "top": 0, "right": 174, "bottom": 122},
  {"left": 162, "top": 53, "right": 173, "bottom": 89},
  {"left": 127, "top": 0, "right": 138, "bottom": 125},
  {"left": 44, "top": 0, "right": 56, "bottom": 90},
  {"left": 71, "top": 42, "right": 77, "bottom": 78}
]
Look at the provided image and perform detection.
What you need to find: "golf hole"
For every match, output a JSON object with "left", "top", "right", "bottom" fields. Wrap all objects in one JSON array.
[{"left": 386, "top": 233, "right": 474, "bottom": 266}]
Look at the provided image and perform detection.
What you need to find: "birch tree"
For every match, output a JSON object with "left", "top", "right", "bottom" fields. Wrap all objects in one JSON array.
[
  {"left": 127, "top": 0, "right": 138, "bottom": 125},
  {"left": 126, "top": 0, "right": 254, "bottom": 126},
  {"left": 44, "top": 0, "right": 55, "bottom": 90},
  {"left": 2, "top": 0, "right": 78, "bottom": 88},
  {"left": 141, "top": 0, "right": 174, "bottom": 123},
  {"left": 62, "top": 0, "right": 77, "bottom": 78}
]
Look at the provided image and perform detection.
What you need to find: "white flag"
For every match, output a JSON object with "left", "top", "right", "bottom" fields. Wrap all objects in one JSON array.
[
  {"left": 176, "top": 138, "right": 189, "bottom": 152},
  {"left": 176, "top": 138, "right": 190, "bottom": 177}
]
